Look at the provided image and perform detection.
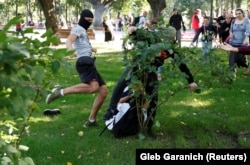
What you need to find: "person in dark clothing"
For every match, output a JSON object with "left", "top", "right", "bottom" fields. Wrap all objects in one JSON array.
[
  {"left": 215, "top": 9, "right": 228, "bottom": 41},
  {"left": 216, "top": 9, "right": 227, "bottom": 26},
  {"left": 218, "top": 14, "right": 232, "bottom": 43},
  {"left": 102, "top": 15, "right": 114, "bottom": 43},
  {"left": 169, "top": 8, "right": 185, "bottom": 47},
  {"left": 103, "top": 22, "right": 198, "bottom": 138}
]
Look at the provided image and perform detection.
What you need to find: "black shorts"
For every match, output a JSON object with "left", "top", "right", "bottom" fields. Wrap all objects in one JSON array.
[{"left": 76, "top": 56, "right": 106, "bottom": 86}]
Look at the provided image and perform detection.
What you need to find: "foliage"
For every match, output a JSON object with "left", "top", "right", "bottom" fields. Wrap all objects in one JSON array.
[
  {"left": 121, "top": 18, "right": 180, "bottom": 136},
  {"left": 0, "top": 16, "right": 72, "bottom": 164},
  {"left": 121, "top": 17, "right": 234, "bottom": 138},
  {"left": 19, "top": 50, "right": 250, "bottom": 164}
]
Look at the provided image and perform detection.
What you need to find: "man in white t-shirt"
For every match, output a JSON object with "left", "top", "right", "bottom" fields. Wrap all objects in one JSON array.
[{"left": 138, "top": 11, "right": 148, "bottom": 28}]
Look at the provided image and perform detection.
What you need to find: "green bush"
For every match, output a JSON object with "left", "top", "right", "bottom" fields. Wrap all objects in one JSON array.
[{"left": 0, "top": 16, "right": 72, "bottom": 164}]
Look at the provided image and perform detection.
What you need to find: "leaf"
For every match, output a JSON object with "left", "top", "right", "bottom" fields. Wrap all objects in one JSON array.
[
  {"left": 0, "top": 137, "right": 6, "bottom": 147},
  {"left": 0, "top": 32, "right": 7, "bottom": 42},
  {"left": 53, "top": 48, "right": 68, "bottom": 59},
  {"left": 155, "top": 120, "right": 160, "bottom": 127},
  {"left": 51, "top": 60, "right": 61, "bottom": 73},
  {"left": 138, "top": 132, "right": 146, "bottom": 140},
  {"left": 23, "top": 28, "right": 34, "bottom": 34},
  {"left": 32, "top": 66, "right": 45, "bottom": 84},
  {"left": 19, "top": 157, "right": 35, "bottom": 165},
  {"left": 1, "top": 156, "right": 12, "bottom": 165},
  {"left": 6, "top": 144, "right": 18, "bottom": 153},
  {"left": 19, "top": 145, "right": 29, "bottom": 151},
  {"left": 41, "top": 28, "right": 54, "bottom": 38}
]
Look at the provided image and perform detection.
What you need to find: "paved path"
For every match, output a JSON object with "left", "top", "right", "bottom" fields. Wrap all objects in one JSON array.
[{"left": 25, "top": 28, "right": 205, "bottom": 51}]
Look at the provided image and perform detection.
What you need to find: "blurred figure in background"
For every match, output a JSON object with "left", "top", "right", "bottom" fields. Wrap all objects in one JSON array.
[
  {"left": 60, "top": 15, "right": 68, "bottom": 29},
  {"left": 218, "top": 13, "right": 232, "bottom": 43},
  {"left": 169, "top": 8, "right": 185, "bottom": 47},
  {"left": 102, "top": 15, "right": 114, "bottom": 43},
  {"left": 16, "top": 13, "right": 25, "bottom": 37},
  {"left": 191, "top": 9, "right": 203, "bottom": 46}
]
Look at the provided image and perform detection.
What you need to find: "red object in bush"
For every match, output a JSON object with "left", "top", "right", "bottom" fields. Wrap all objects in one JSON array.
[{"left": 159, "top": 51, "right": 167, "bottom": 59}]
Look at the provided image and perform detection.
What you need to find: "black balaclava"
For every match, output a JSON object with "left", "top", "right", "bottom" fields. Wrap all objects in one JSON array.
[{"left": 78, "top": 9, "right": 94, "bottom": 30}]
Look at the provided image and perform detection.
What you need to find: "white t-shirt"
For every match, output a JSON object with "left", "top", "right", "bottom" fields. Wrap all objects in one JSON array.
[
  {"left": 138, "top": 16, "right": 146, "bottom": 28},
  {"left": 70, "top": 25, "right": 92, "bottom": 59}
]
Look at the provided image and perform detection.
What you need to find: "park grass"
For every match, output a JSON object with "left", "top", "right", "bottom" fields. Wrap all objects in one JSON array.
[{"left": 20, "top": 46, "right": 250, "bottom": 165}]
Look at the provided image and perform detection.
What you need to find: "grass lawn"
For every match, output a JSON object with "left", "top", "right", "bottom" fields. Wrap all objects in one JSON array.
[{"left": 20, "top": 44, "right": 250, "bottom": 165}]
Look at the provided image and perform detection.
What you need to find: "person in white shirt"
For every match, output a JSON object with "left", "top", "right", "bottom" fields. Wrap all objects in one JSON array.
[
  {"left": 46, "top": 9, "right": 108, "bottom": 127},
  {"left": 138, "top": 11, "right": 148, "bottom": 28}
]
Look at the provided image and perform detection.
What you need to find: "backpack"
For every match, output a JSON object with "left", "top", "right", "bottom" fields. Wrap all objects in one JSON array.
[
  {"left": 132, "top": 16, "right": 142, "bottom": 26},
  {"left": 99, "top": 101, "right": 139, "bottom": 138}
]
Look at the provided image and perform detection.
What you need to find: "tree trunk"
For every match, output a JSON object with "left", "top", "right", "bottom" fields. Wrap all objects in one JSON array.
[
  {"left": 236, "top": 0, "right": 242, "bottom": 8},
  {"left": 92, "top": 3, "right": 107, "bottom": 27},
  {"left": 86, "top": 0, "right": 109, "bottom": 28},
  {"left": 37, "top": 0, "right": 58, "bottom": 34},
  {"left": 147, "top": 0, "right": 166, "bottom": 18}
]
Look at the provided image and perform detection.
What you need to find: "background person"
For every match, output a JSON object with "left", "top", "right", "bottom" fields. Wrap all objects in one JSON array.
[
  {"left": 102, "top": 15, "right": 114, "bottom": 43},
  {"left": 227, "top": 8, "right": 250, "bottom": 77},
  {"left": 218, "top": 13, "right": 232, "bottom": 43},
  {"left": 191, "top": 9, "right": 203, "bottom": 46},
  {"left": 190, "top": 16, "right": 217, "bottom": 61},
  {"left": 137, "top": 11, "right": 148, "bottom": 28},
  {"left": 60, "top": 15, "right": 68, "bottom": 29},
  {"left": 216, "top": 9, "right": 228, "bottom": 42},
  {"left": 16, "top": 13, "right": 25, "bottom": 37},
  {"left": 169, "top": 8, "right": 185, "bottom": 47}
]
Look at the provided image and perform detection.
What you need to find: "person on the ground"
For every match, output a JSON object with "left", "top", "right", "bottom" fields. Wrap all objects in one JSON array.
[
  {"left": 45, "top": 9, "right": 108, "bottom": 127},
  {"left": 102, "top": 19, "right": 198, "bottom": 139},
  {"left": 190, "top": 16, "right": 217, "bottom": 61},
  {"left": 169, "top": 8, "right": 185, "bottom": 47}
]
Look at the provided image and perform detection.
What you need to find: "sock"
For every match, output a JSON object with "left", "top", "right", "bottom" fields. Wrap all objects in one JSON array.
[
  {"left": 89, "top": 119, "right": 95, "bottom": 122},
  {"left": 60, "top": 89, "right": 64, "bottom": 96},
  {"left": 141, "top": 109, "right": 147, "bottom": 123}
]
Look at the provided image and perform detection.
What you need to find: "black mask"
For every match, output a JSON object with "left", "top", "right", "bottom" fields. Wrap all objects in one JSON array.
[{"left": 78, "top": 9, "right": 94, "bottom": 30}]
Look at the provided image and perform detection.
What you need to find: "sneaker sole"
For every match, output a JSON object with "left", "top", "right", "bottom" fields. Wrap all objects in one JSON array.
[
  {"left": 45, "top": 94, "right": 52, "bottom": 104},
  {"left": 43, "top": 109, "right": 61, "bottom": 116}
]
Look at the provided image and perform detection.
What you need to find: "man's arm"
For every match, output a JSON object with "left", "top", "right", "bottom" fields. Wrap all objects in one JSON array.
[{"left": 166, "top": 51, "right": 198, "bottom": 90}]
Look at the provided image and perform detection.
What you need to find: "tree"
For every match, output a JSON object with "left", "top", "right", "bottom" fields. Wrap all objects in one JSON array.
[
  {"left": 147, "top": 0, "right": 166, "bottom": 18},
  {"left": 86, "top": 0, "right": 114, "bottom": 27},
  {"left": 37, "top": 0, "right": 58, "bottom": 34}
]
